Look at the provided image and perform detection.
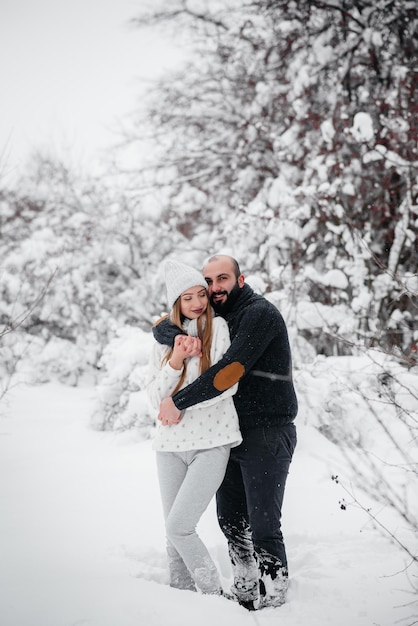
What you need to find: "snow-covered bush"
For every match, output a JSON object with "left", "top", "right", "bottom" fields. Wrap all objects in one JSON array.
[
  {"left": 91, "top": 326, "right": 155, "bottom": 434},
  {"left": 296, "top": 350, "right": 418, "bottom": 561},
  {"left": 0, "top": 157, "right": 187, "bottom": 382}
]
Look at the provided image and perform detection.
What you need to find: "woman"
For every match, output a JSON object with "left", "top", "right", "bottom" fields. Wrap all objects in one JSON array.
[{"left": 147, "top": 260, "right": 242, "bottom": 595}]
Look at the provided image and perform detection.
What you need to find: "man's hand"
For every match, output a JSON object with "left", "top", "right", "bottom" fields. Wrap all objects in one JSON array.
[
  {"left": 158, "top": 396, "right": 182, "bottom": 426},
  {"left": 175, "top": 334, "right": 202, "bottom": 357},
  {"left": 170, "top": 335, "right": 202, "bottom": 369}
]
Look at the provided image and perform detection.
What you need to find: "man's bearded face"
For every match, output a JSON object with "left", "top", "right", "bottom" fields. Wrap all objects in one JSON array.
[{"left": 210, "top": 280, "right": 241, "bottom": 314}]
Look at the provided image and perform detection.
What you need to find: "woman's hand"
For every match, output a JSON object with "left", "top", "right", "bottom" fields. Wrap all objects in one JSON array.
[
  {"left": 170, "top": 335, "right": 202, "bottom": 369},
  {"left": 181, "top": 335, "right": 202, "bottom": 357}
]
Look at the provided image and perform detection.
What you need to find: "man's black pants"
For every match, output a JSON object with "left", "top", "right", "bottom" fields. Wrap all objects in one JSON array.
[{"left": 216, "top": 423, "right": 297, "bottom": 603}]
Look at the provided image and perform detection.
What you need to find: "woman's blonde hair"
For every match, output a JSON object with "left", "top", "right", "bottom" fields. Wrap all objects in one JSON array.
[{"left": 162, "top": 293, "right": 213, "bottom": 394}]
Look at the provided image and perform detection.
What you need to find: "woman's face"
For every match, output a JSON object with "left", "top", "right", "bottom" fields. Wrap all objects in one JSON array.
[{"left": 179, "top": 285, "right": 208, "bottom": 319}]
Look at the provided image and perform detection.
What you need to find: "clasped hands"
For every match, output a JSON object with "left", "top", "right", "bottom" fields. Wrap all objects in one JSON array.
[
  {"left": 158, "top": 334, "right": 202, "bottom": 426},
  {"left": 172, "top": 333, "right": 202, "bottom": 362}
]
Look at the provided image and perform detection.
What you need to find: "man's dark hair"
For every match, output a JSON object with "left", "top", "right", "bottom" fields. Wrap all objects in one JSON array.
[
  {"left": 231, "top": 257, "right": 241, "bottom": 278},
  {"left": 206, "top": 255, "right": 241, "bottom": 278}
]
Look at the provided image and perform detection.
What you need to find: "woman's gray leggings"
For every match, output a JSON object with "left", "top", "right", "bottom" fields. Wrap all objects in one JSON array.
[{"left": 156, "top": 446, "right": 230, "bottom": 594}]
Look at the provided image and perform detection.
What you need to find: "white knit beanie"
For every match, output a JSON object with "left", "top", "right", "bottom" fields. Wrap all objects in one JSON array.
[{"left": 164, "top": 260, "right": 208, "bottom": 309}]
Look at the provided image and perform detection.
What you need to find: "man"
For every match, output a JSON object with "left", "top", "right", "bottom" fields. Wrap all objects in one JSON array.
[{"left": 155, "top": 255, "right": 298, "bottom": 610}]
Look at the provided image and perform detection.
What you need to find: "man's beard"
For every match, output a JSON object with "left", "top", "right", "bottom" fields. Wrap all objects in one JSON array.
[{"left": 210, "top": 281, "right": 242, "bottom": 315}]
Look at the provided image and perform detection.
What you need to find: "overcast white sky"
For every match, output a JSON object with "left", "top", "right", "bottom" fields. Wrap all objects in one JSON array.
[{"left": 0, "top": 0, "right": 183, "bottom": 182}]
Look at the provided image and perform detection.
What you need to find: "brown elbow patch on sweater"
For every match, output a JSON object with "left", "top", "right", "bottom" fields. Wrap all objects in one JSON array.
[{"left": 214, "top": 362, "right": 245, "bottom": 391}]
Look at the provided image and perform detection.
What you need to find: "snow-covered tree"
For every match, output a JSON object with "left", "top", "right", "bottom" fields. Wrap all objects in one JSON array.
[
  {"left": 126, "top": 0, "right": 418, "bottom": 361},
  {"left": 0, "top": 155, "right": 187, "bottom": 381}
]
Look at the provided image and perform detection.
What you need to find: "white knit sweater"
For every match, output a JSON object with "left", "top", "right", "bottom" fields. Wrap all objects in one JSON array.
[{"left": 147, "top": 316, "right": 242, "bottom": 452}]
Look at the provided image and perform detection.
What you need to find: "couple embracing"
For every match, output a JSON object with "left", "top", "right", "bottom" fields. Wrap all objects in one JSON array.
[{"left": 146, "top": 254, "right": 298, "bottom": 611}]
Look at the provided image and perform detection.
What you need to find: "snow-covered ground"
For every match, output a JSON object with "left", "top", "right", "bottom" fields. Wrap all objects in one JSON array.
[{"left": 0, "top": 381, "right": 414, "bottom": 626}]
